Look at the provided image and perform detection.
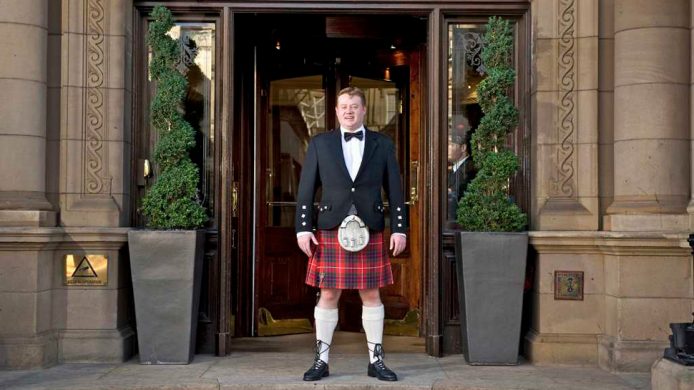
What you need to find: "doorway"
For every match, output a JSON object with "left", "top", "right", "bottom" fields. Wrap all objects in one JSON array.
[{"left": 233, "top": 13, "right": 426, "bottom": 337}]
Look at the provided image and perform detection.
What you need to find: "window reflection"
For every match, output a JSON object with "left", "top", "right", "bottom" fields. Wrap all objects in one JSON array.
[
  {"left": 446, "top": 24, "right": 485, "bottom": 225},
  {"left": 267, "top": 75, "right": 326, "bottom": 227},
  {"left": 148, "top": 23, "right": 216, "bottom": 222},
  {"left": 351, "top": 76, "right": 399, "bottom": 137}
]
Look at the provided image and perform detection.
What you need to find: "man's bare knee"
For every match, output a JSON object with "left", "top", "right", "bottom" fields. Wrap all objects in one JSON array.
[
  {"left": 317, "top": 288, "right": 342, "bottom": 308},
  {"left": 359, "top": 288, "right": 382, "bottom": 307}
]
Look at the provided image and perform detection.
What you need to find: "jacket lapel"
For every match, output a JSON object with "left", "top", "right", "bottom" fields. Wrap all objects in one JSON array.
[
  {"left": 355, "top": 128, "right": 379, "bottom": 181},
  {"left": 330, "top": 128, "right": 353, "bottom": 182}
]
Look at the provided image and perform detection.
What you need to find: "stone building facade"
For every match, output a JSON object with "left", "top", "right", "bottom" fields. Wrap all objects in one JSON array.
[{"left": 0, "top": 0, "right": 691, "bottom": 376}]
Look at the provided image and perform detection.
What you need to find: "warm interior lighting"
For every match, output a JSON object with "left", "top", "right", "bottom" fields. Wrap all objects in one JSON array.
[
  {"left": 275, "top": 40, "right": 281, "bottom": 50},
  {"left": 384, "top": 67, "right": 391, "bottom": 81}
]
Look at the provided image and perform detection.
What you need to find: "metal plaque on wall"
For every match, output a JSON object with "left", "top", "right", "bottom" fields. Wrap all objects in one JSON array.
[
  {"left": 554, "top": 270, "right": 583, "bottom": 300},
  {"left": 64, "top": 255, "right": 108, "bottom": 286}
]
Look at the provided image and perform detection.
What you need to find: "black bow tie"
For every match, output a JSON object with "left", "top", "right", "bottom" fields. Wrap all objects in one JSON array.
[{"left": 344, "top": 131, "right": 364, "bottom": 142}]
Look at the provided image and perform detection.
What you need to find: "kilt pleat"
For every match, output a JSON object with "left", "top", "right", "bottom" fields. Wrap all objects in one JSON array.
[{"left": 305, "top": 229, "right": 393, "bottom": 290}]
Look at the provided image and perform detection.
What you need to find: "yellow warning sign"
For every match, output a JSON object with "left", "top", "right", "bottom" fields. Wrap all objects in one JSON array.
[{"left": 64, "top": 255, "right": 108, "bottom": 286}]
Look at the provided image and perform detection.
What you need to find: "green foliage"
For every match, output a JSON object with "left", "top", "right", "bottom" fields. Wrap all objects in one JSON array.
[
  {"left": 457, "top": 16, "right": 527, "bottom": 232},
  {"left": 141, "top": 5, "right": 206, "bottom": 229}
]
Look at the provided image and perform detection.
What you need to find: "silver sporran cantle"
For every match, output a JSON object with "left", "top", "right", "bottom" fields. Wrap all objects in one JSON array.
[{"left": 337, "top": 215, "right": 369, "bottom": 252}]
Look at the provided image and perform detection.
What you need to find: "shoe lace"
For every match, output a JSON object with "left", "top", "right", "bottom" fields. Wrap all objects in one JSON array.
[
  {"left": 368, "top": 342, "right": 386, "bottom": 362},
  {"left": 313, "top": 340, "right": 331, "bottom": 365},
  {"left": 373, "top": 359, "right": 387, "bottom": 370}
]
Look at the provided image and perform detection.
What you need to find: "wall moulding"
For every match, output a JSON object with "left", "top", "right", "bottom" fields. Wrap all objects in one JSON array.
[
  {"left": 529, "top": 231, "right": 689, "bottom": 257},
  {"left": 0, "top": 227, "right": 128, "bottom": 251}
]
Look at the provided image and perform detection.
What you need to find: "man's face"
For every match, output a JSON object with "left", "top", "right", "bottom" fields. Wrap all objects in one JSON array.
[
  {"left": 448, "top": 141, "right": 464, "bottom": 163},
  {"left": 336, "top": 94, "right": 366, "bottom": 131}
]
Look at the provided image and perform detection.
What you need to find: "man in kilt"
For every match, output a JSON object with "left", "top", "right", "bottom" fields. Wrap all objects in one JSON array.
[{"left": 296, "top": 87, "right": 407, "bottom": 382}]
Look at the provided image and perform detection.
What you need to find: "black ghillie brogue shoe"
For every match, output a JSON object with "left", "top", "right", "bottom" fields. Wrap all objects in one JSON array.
[
  {"left": 303, "top": 359, "right": 329, "bottom": 381},
  {"left": 367, "top": 343, "right": 398, "bottom": 381},
  {"left": 303, "top": 340, "right": 330, "bottom": 381}
]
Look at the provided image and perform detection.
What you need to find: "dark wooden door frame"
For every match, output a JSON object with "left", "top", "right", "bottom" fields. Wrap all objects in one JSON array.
[
  {"left": 133, "top": 0, "right": 530, "bottom": 358},
  {"left": 131, "top": 4, "right": 233, "bottom": 355},
  {"left": 432, "top": 8, "right": 531, "bottom": 356}
]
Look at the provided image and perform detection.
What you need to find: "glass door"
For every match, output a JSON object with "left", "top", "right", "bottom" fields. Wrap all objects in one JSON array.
[
  {"left": 252, "top": 13, "right": 424, "bottom": 336},
  {"left": 255, "top": 74, "right": 327, "bottom": 335}
]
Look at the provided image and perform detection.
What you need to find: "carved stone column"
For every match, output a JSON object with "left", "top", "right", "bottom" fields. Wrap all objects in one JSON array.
[
  {"left": 598, "top": 0, "right": 693, "bottom": 372},
  {"left": 53, "top": 0, "right": 135, "bottom": 365},
  {"left": 527, "top": 0, "right": 603, "bottom": 368},
  {"left": 532, "top": 0, "right": 600, "bottom": 231},
  {"left": 60, "top": 0, "right": 132, "bottom": 227},
  {"left": 605, "top": 0, "right": 690, "bottom": 231},
  {"left": 598, "top": 0, "right": 615, "bottom": 219},
  {"left": 0, "top": 0, "right": 55, "bottom": 227}
]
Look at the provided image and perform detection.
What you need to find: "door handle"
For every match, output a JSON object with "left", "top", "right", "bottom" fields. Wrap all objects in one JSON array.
[
  {"left": 231, "top": 181, "right": 239, "bottom": 218},
  {"left": 409, "top": 160, "right": 419, "bottom": 204},
  {"left": 143, "top": 159, "right": 152, "bottom": 179},
  {"left": 265, "top": 168, "right": 273, "bottom": 202},
  {"left": 136, "top": 158, "right": 153, "bottom": 187}
]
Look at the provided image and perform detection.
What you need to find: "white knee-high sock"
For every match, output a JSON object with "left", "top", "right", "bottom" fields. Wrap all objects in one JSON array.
[
  {"left": 314, "top": 306, "right": 338, "bottom": 363},
  {"left": 362, "top": 304, "right": 385, "bottom": 363}
]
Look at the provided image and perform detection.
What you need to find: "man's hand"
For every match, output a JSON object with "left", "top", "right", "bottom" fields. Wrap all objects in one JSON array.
[
  {"left": 390, "top": 234, "right": 407, "bottom": 256},
  {"left": 297, "top": 233, "right": 319, "bottom": 257}
]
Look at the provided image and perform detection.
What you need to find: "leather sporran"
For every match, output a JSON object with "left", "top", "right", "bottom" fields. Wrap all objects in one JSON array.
[{"left": 337, "top": 215, "right": 369, "bottom": 252}]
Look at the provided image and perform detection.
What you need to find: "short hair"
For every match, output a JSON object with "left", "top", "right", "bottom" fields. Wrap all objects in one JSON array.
[
  {"left": 449, "top": 130, "right": 473, "bottom": 152},
  {"left": 449, "top": 133, "right": 465, "bottom": 145},
  {"left": 337, "top": 86, "right": 366, "bottom": 106}
]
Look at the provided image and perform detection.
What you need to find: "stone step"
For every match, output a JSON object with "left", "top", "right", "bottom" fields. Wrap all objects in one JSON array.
[{"left": 0, "top": 352, "right": 650, "bottom": 390}]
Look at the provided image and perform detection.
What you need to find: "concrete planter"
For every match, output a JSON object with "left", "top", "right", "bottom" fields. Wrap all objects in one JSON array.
[
  {"left": 128, "top": 230, "right": 205, "bottom": 364},
  {"left": 455, "top": 231, "right": 528, "bottom": 365}
]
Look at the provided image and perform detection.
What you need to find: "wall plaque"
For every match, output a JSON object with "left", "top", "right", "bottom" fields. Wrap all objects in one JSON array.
[
  {"left": 554, "top": 270, "right": 583, "bottom": 300},
  {"left": 64, "top": 255, "right": 108, "bottom": 286}
]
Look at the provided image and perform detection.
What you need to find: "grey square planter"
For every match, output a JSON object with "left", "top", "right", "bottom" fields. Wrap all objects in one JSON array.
[
  {"left": 455, "top": 231, "right": 528, "bottom": 365},
  {"left": 128, "top": 230, "right": 205, "bottom": 364}
]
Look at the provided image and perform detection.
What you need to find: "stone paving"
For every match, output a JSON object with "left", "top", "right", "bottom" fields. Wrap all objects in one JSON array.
[{"left": 0, "top": 333, "right": 651, "bottom": 390}]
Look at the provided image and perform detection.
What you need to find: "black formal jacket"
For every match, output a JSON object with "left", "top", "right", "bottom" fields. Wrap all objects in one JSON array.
[
  {"left": 447, "top": 158, "right": 476, "bottom": 221},
  {"left": 295, "top": 128, "right": 408, "bottom": 235}
]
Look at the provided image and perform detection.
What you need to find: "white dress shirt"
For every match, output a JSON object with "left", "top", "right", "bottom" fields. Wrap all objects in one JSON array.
[
  {"left": 341, "top": 126, "right": 366, "bottom": 181},
  {"left": 452, "top": 155, "right": 469, "bottom": 173}
]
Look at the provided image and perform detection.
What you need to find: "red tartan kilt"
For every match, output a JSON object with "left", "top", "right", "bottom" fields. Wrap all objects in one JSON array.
[{"left": 305, "top": 229, "right": 393, "bottom": 290}]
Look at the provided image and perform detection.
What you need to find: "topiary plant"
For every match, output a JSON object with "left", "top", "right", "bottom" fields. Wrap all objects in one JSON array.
[
  {"left": 141, "top": 5, "right": 207, "bottom": 229},
  {"left": 456, "top": 16, "right": 527, "bottom": 232}
]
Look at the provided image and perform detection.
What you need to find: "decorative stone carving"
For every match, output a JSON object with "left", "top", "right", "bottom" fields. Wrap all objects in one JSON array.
[
  {"left": 461, "top": 31, "right": 485, "bottom": 75},
  {"left": 84, "top": 0, "right": 109, "bottom": 195},
  {"left": 176, "top": 34, "right": 199, "bottom": 75},
  {"left": 553, "top": 0, "right": 576, "bottom": 198},
  {"left": 450, "top": 29, "right": 486, "bottom": 75}
]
